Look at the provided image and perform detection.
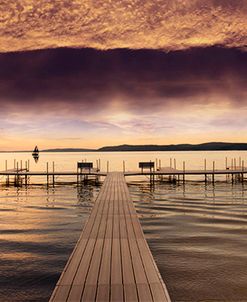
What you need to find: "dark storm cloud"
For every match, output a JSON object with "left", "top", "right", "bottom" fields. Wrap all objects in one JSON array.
[{"left": 0, "top": 47, "right": 246, "bottom": 114}]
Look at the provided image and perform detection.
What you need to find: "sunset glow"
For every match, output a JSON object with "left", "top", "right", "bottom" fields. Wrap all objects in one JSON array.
[{"left": 0, "top": 2, "right": 246, "bottom": 150}]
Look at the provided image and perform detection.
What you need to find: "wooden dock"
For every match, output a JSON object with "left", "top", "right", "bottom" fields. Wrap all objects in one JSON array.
[{"left": 49, "top": 172, "right": 170, "bottom": 302}]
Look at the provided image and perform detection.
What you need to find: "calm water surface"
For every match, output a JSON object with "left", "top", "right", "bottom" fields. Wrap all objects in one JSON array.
[{"left": 1, "top": 151, "right": 247, "bottom": 301}]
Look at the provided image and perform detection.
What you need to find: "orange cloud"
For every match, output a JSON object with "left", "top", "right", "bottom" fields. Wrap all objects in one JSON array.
[{"left": 0, "top": 0, "right": 246, "bottom": 52}]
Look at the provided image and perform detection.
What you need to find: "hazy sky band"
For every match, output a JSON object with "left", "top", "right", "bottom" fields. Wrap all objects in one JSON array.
[{"left": 0, "top": 47, "right": 246, "bottom": 150}]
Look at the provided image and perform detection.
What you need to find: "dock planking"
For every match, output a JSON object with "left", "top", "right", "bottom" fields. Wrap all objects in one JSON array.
[{"left": 50, "top": 172, "right": 170, "bottom": 302}]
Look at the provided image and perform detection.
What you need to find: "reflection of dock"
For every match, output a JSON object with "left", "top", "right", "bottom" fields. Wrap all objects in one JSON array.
[
  {"left": 50, "top": 172, "right": 170, "bottom": 302},
  {"left": 1, "top": 167, "right": 247, "bottom": 185}
]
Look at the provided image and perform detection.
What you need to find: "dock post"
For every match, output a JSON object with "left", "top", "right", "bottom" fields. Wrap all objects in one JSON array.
[
  {"left": 169, "top": 158, "right": 172, "bottom": 182},
  {"left": 14, "top": 159, "right": 16, "bottom": 170},
  {"left": 225, "top": 157, "right": 228, "bottom": 181},
  {"left": 174, "top": 159, "right": 177, "bottom": 182},
  {"left": 5, "top": 160, "right": 9, "bottom": 186},
  {"left": 107, "top": 161, "right": 109, "bottom": 173},
  {"left": 183, "top": 161, "right": 185, "bottom": 183},
  {"left": 20, "top": 160, "right": 22, "bottom": 171},
  {"left": 159, "top": 159, "right": 161, "bottom": 170},
  {"left": 212, "top": 161, "right": 215, "bottom": 184},
  {"left": 46, "top": 162, "right": 49, "bottom": 186},
  {"left": 52, "top": 162, "right": 55, "bottom": 186},
  {"left": 16, "top": 162, "right": 19, "bottom": 186},
  {"left": 204, "top": 159, "right": 207, "bottom": 184},
  {"left": 242, "top": 160, "right": 244, "bottom": 183},
  {"left": 28, "top": 160, "right": 30, "bottom": 171},
  {"left": 25, "top": 161, "right": 28, "bottom": 186},
  {"left": 77, "top": 166, "right": 79, "bottom": 184},
  {"left": 123, "top": 160, "right": 125, "bottom": 173}
]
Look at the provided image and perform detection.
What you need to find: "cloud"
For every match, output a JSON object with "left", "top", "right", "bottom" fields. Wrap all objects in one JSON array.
[
  {"left": 0, "top": 46, "right": 246, "bottom": 149},
  {"left": 0, "top": 47, "right": 246, "bottom": 117},
  {"left": 0, "top": 0, "right": 246, "bottom": 52}
]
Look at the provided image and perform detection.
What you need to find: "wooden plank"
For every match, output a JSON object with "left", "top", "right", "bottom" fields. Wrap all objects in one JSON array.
[
  {"left": 96, "top": 284, "right": 110, "bottom": 301},
  {"left": 111, "top": 238, "right": 122, "bottom": 285},
  {"left": 111, "top": 284, "right": 124, "bottom": 302},
  {"left": 98, "top": 239, "right": 112, "bottom": 285},
  {"left": 50, "top": 285, "right": 70, "bottom": 302}
]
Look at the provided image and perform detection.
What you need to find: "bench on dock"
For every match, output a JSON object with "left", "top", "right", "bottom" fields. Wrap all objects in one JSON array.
[
  {"left": 139, "top": 162, "right": 155, "bottom": 174},
  {"left": 50, "top": 172, "right": 170, "bottom": 302}
]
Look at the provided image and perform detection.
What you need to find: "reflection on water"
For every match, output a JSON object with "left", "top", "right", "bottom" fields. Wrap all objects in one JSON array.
[
  {"left": 0, "top": 184, "right": 100, "bottom": 302},
  {"left": 1, "top": 172, "right": 247, "bottom": 301},
  {"left": 130, "top": 181, "right": 247, "bottom": 302}
]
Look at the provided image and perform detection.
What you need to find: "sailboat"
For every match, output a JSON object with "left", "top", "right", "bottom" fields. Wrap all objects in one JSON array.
[
  {"left": 32, "top": 145, "right": 39, "bottom": 157},
  {"left": 32, "top": 146, "right": 39, "bottom": 163}
]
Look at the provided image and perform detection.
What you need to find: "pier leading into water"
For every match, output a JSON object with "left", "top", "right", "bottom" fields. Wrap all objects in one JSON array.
[{"left": 49, "top": 172, "right": 170, "bottom": 302}]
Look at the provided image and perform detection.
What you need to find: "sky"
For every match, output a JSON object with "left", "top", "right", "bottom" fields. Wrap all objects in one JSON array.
[{"left": 0, "top": 0, "right": 246, "bottom": 150}]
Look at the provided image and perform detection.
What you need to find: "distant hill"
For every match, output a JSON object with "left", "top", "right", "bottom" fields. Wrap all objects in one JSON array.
[{"left": 98, "top": 142, "right": 247, "bottom": 152}]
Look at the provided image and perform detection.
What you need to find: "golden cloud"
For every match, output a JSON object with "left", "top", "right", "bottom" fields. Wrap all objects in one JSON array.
[{"left": 0, "top": 0, "right": 246, "bottom": 52}]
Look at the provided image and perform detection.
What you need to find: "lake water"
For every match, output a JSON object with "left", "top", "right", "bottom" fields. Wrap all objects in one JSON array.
[{"left": 1, "top": 151, "right": 247, "bottom": 301}]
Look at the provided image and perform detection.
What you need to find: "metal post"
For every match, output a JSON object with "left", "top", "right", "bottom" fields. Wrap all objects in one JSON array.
[
  {"left": 242, "top": 160, "right": 244, "bottom": 183},
  {"left": 5, "top": 160, "right": 9, "bottom": 185},
  {"left": 16, "top": 162, "right": 19, "bottom": 186},
  {"left": 212, "top": 161, "right": 215, "bottom": 183},
  {"left": 52, "top": 161, "right": 55, "bottom": 186},
  {"left": 46, "top": 162, "right": 49, "bottom": 185},
  {"left": 25, "top": 161, "right": 28, "bottom": 186},
  {"left": 77, "top": 166, "right": 79, "bottom": 184},
  {"left": 183, "top": 161, "right": 185, "bottom": 183}
]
